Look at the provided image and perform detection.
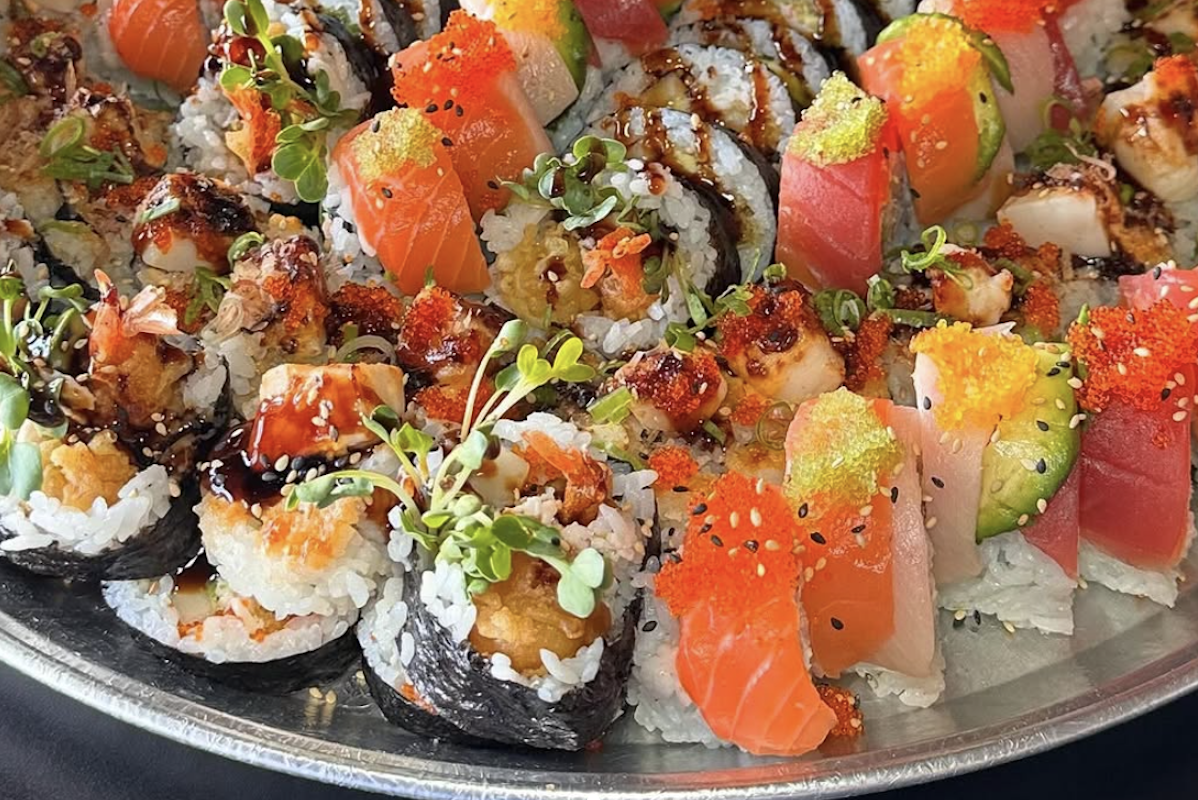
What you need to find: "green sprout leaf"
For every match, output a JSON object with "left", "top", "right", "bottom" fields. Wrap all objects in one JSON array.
[
  {"left": 0, "top": 374, "right": 29, "bottom": 431},
  {"left": 0, "top": 441, "right": 41, "bottom": 501}
]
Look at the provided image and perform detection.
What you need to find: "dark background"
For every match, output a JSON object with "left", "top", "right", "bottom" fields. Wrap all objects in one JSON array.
[{"left": 1, "top": 665, "right": 1193, "bottom": 799}]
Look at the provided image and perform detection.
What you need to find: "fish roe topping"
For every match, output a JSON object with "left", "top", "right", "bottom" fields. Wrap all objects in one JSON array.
[
  {"left": 911, "top": 321, "right": 1039, "bottom": 431},
  {"left": 647, "top": 445, "right": 699, "bottom": 489},
  {"left": 952, "top": 0, "right": 1059, "bottom": 34},
  {"left": 657, "top": 473, "right": 802, "bottom": 618},
  {"left": 1018, "top": 282, "right": 1061, "bottom": 337},
  {"left": 486, "top": 0, "right": 565, "bottom": 39},
  {"left": 896, "top": 16, "right": 982, "bottom": 112},
  {"left": 391, "top": 12, "right": 517, "bottom": 111},
  {"left": 327, "top": 283, "right": 404, "bottom": 342},
  {"left": 394, "top": 286, "right": 490, "bottom": 373},
  {"left": 717, "top": 282, "right": 819, "bottom": 359},
  {"left": 815, "top": 684, "right": 864, "bottom": 739},
  {"left": 730, "top": 390, "right": 770, "bottom": 426},
  {"left": 415, "top": 381, "right": 493, "bottom": 424},
  {"left": 785, "top": 389, "right": 902, "bottom": 511},
  {"left": 619, "top": 348, "right": 723, "bottom": 429},
  {"left": 842, "top": 313, "right": 894, "bottom": 394},
  {"left": 348, "top": 108, "right": 440, "bottom": 183},
  {"left": 789, "top": 72, "right": 888, "bottom": 167},
  {"left": 1067, "top": 302, "right": 1198, "bottom": 413}
]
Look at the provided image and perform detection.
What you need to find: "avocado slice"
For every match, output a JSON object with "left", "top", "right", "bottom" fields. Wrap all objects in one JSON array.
[
  {"left": 875, "top": 12, "right": 1010, "bottom": 182},
  {"left": 976, "top": 343, "right": 1080, "bottom": 541},
  {"left": 556, "top": 0, "right": 592, "bottom": 91}
]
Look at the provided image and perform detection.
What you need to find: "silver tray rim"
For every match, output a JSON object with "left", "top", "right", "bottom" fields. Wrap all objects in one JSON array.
[{"left": 1, "top": 598, "right": 1196, "bottom": 800}]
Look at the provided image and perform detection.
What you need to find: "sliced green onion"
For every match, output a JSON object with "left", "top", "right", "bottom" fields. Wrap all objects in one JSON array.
[
  {"left": 137, "top": 196, "right": 181, "bottom": 225},
  {"left": 588, "top": 386, "right": 633, "bottom": 424},
  {"left": 701, "top": 419, "right": 726, "bottom": 445}
]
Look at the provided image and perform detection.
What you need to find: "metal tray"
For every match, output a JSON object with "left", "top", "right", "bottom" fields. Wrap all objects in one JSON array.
[{"left": 0, "top": 552, "right": 1195, "bottom": 800}]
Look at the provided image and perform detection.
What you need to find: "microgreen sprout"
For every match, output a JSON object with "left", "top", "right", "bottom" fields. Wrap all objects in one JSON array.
[
  {"left": 39, "top": 115, "right": 135, "bottom": 189},
  {"left": 219, "top": 0, "right": 358, "bottom": 201},
  {"left": 288, "top": 322, "right": 609, "bottom": 618},
  {"left": 503, "top": 136, "right": 632, "bottom": 231},
  {"left": 185, "top": 268, "right": 232, "bottom": 326},
  {"left": 1025, "top": 97, "right": 1097, "bottom": 172}
]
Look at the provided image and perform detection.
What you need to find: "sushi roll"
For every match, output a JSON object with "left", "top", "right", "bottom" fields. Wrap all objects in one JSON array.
[
  {"left": 911, "top": 322, "right": 1081, "bottom": 634},
  {"left": 457, "top": 0, "right": 599, "bottom": 129},
  {"left": 103, "top": 551, "right": 361, "bottom": 693},
  {"left": 481, "top": 136, "right": 734, "bottom": 356},
  {"left": 131, "top": 172, "right": 256, "bottom": 291},
  {"left": 585, "top": 42, "right": 797, "bottom": 159},
  {"left": 102, "top": 0, "right": 215, "bottom": 96},
  {"left": 196, "top": 234, "right": 330, "bottom": 418},
  {"left": 606, "top": 345, "right": 729, "bottom": 436},
  {"left": 673, "top": 0, "right": 882, "bottom": 59},
  {"left": 716, "top": 280, "right": 845, "bottom": 407},
  {"left": 667, "top": 14, "right": 833, "bottom": 107},
  {"left": 285, "top": 328, "right": 651, "bottom": 749},
  {"left": 0, "top": 273, "right": 220, "bottom": 581},
  {"left": 572, "top": 0, "right": 670, "bottom": 70},
  {"left": 858, "top": 12, "right": 1014, "bottom": 225},
  {"left": 777, "top": 71, "right": 911, "bottom": 293},
  {"left": 1057, "top": 0, "right": 1131, "bottom": 80},
  {"left": 920, "top": 0, "right": 1087, "bottom": 153},
  {"left": 389, "top": 11, "right": 554, "bottom": 221},
  {"left": 1096, "top": 56, "right": 1198, "bottom": 205},
  {"left": 327, "top": 107, "right": 489, "bottom": 295},
  {"left": 588, "top": 106, "right": 778, "bottom": 280},
  {"left": 630, "top": 471, "right": 854, "bottom": 754},
  {"left": 784, "top": 389, "right": 942, "bottom": 706},
  {"left": 1068, "top": 299, "right": 1197, "bottom": 607},
  {"left": 174, "top": 0, "right": 382, "bottom": 205},
  {"left": 997, "top": 162, "right": 1175, "bottom": 269},
  {"left": 198, "top": 362, "right": 403, "bottom": 619}
]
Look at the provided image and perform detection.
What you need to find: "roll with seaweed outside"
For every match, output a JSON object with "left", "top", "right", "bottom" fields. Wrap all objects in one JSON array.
[
  {"left": 305, "top": 322, "right": 653, "bottom": 749},
  {"left": 0, "top": 270, "right": 222, "bottom": 580},
  {"left": 103, "top": 362, "right": 406, "bottom": 691}
]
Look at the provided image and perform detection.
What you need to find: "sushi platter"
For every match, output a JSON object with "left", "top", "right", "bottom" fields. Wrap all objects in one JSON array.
[{"left": 2, "top": 0, "right": 1198, "bottom": 795}]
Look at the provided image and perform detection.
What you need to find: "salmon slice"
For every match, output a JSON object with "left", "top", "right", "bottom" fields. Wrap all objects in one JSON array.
[
  {"left": 676, "top": 596, "right": 837, "bottom": 757},
  {"left": 391, "top": 12, "right": 553, "bottom": 221},
  {"left": 108, "top": 0, "right": 209, "bottom": 93},
  {"left": 333, "top": 108, "right": 489, "bottom": 295},
  {"left": 656, "top": 472, "right": 838, "bottom": 756}
]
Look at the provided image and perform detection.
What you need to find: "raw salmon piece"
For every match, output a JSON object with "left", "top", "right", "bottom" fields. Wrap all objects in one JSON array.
[
  {"left": 676, "top": 596, "right": 837, "bottom": 757},
  {"left": 108, "top": 0, "right": 209, "bottom": 93},
  {"left": 391, "top": 12, "right": 553, "bottom": 221},
  {"left": 333, "top": 108, "right": 489, "bottom": 295}
]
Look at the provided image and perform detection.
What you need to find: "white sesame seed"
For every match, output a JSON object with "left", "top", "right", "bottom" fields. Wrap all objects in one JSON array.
[
  {"left": 1067, "top": 377, "right": 1083, "bottom": 389},
  {"left": 804, "top": 567, "right": 814, "bottom": 582},
  {"left": 765, "top": 539, "right": 780, "bottom": 551},
  {"left": 1018, "top": 513, "right": 1029, "bottom": 526},
  {"left": 859, "top": 505, "right": 873, "bottom": 517},
  {"left": 815, "top": 557, "right": 827, "bottom": 571},
  {"left": 154, "top": 422, "right": 168, "bottom": 436},
  {"left": 750, "top": 508, "right": 762, "bottom": 526},
  {"left": 1176, "top": 372, "right": 1187, "bottom": 386},
  {"left": 729, "top": 512, "right": 740, "bottom": 529},
  {"left": 1055, "top": 398, "right": 1066, "bottom": 410},
  {"left": 926, "top": 516, "right": 938, "bottom": 530},
  {"left": 1003, "top": 621, "right": 1016, "bottom": 635},
  {"left": 755, "top": 478, "right": 765, "bottom": 495},
  {"left": 1037, "top": 498, "right": 1048, "bottom": 513},
  {"left": 954, "top": 609, "right": 967, "bottom": 621},
  {"left": 1174, "top": 411, "right": 1188, "bottom": 423}
]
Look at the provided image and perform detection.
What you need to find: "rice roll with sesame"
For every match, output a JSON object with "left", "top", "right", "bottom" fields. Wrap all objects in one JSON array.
[
  {"left": 783, "top": 390, "right": 943, "bottom": 706},
  {"left": 666, "top": 14, "right": 833, "bottom": 107},
  {"left": 588, "top": 107, "right": 778, "bottom": 280},
  {"left": 173, "top": 0, "right": 382, "bottom": 206},
  {"left": 102, "top": 550, "right": 361, "bottom": 693},
  {"left": 1069, "top": 299, "right": 1197, "bottom": 608},
  {"left": 912, "top": 323, "right": 1082, "bottom": 634},
  {"left": 0, "top": 273, "right": 221, "bottom": 581},
  {"left": 584, "top": 43, "right": 797, "bottom": 160},
  {"left": 481, "top": 136, "right": 735, "bottom": 356},
  {"left": 198, "top": 363, "right": 402, "bottom": 624},
  {"left": 673, "top": 0, "right": 879, "bottom": 58}
]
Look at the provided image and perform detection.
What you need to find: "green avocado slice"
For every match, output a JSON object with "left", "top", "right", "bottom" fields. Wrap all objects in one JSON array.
[{"left": 976, "top": 343, "right": 1080, "bottom": 542}]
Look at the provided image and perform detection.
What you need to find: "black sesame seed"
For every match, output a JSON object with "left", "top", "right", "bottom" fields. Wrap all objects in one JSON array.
[
  {"left": 931, "top": 476, "right": 945, "bottom": 489},
  {"left": 691, "top": 503, "right": 708, "bottom": 515},
  {"left": 890, "top": 486, "right": 899, "bottom": 503},
  {"left": 443, "top": 99, "right": 454, "bottom": 110},
  {"left": 381, "top": 187, "right": 393, "bottom": 199},
  {"left": 1036, "top": 420, "right": 1050, "bottom": 432},
  {"left": 922, "top": 396, "right": 932, "bottom": 410},
  {"left": 831, "top": 617, "right": 844, "bottom": 631},
  {"left": 1153, "top": 265, "right": 1163, "bottom": 279},
  {"left": 851, "top": 524, "right": 866, "bottom": 534},
  {"left": 973, "top": 610, "right": 982, "bottom": 624},
  {"left": 979, "top": 92, "right": 988, "bottom": 103},
  {"left": 370, "top": 118, "right": 380, "bottom": 133},
  {"left": 441, "top": 137, "right": 453, "bottom": 147},
  {"left": 810, "top": 532, "right": 826, "bottom": 545},
  {"left": 744, "top": 540, "right": 759, "bottom": 552},
  {"left": 1162, "top": 387, "right": 1173, "bottom": 400},
  {"left": 1047, "top": 367, "right": 1061, "bottom": 377},
  {"left": 699, "top": 523, "right": 712, "bottom": 534},
  {"left": 798, "top": 503, "right": 809, "bottom": 518},
  {"left": 910, "top": 187, "right": 921, "bottom": 199},
  {"left": 642, "top": 620, "right": 658, "bottom": 633},
  {"left": 1035, "top": 458, "right": 1047, "bottom": 474},
  {"left": 673, "top": 485, "right": 688, "bottom": 493},
  {"left": 425, "top": 103, "right": 438, "bottom": 113},
  {"left": 486, "top": 180, "right": 499, "bottom": 190},
  {"left": 1057, "top": 361, "right": 1071, "bottom": 369},
  {"left": 455, "top": 105, "right": 464, "bottom": 116},
  {"left": 710, "top": 535, "right": 724, "bottom": 547},
  {"left": 551, "top": 537, "right": 561, "bottom": 547}
]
